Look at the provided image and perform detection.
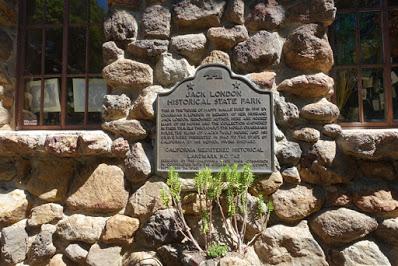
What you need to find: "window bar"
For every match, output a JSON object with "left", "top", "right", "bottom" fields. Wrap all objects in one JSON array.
[
  {"left": 355, "top": 13, "right": 364, "bottom": 123},
  {"left": 16, "top": 0, "right": 27, "bottom": 129},
  {"left": 40, "top": 27, "right": 46, "bottom": 126},
  {"left": 84, "top": 0, "right": 90, "bottom": 127},
  {"left": 383, "top": 0, "right": 393, "bottom": 125},
  {"left": 61, "top": 0, "right": 70, "bottom": 128}
]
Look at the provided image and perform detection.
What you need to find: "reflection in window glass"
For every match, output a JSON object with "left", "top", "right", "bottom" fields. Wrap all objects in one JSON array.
[
  {"left": 88, "top": 79, "right": 107, "bottom": 124},
  {"left": 25, "top": 30, "right": 42, "bottom": 75},
  {"left": 66, "top": 78, "right": 84, "bottom": 125},
  {"left": 89, "top": 26, "right": 104, "bottom": 73},
  {"left": 336, "top": 0, "right": 380, "bottom": 9},
  {"left": 42, "top": 78, "right": 61, "bottom": 125},
  {"left": 27, "top": 0, "right": 45, "bottom": 25},
  {"left": 392, "top": 68, "right": 398, "bottom": 120},
  {"left": 23, "top": 79, "right": 41, "bottom": 126},
  {"left": 333, "top": 14, "right": 356, "bottom": 65},
  {"left": 360, "top": 12, "right": 383, "bottom": 64},
  {"left": 362, "top": 69, "right": 385, "bottom": 122},
  {"left": 389, "top": 0, "right": 398, "bottom": 6},
  {"left": 45, "top": 29, "right": 63, "bottom": 74},
  {"left": 45, "top": 0, "right": 64, "bottom": 24},
  {"left": 68, "top": 27, "right": 86, "bottom": 73},
  {"left": 70, "top": 0, "right": 88, "bottom": 25},
  {"left": 335, "top": 69, "right": 359, "bottom": 122},
  {"left": 390, "top": 11, "right": 398, "bottom": 64},
  {"left": 90, "top": 0, "right": 108, "bottom": 24}
]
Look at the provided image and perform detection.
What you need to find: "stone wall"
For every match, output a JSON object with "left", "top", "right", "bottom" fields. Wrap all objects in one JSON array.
[{"left": 0, "top": 0, "right": 398, "bottom": 265}]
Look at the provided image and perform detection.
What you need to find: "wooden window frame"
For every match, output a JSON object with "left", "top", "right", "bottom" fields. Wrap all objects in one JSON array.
[
  {"left": 15, "top": 0, "right": 108, "bottom": 130},
  {"left": 331, "top": 0, "right": 398, "bottom": 128}
]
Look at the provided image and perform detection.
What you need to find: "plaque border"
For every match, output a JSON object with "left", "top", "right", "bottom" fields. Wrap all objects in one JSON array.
[{"left": 155, "top": 64, "right": 275, "bottom": 176}]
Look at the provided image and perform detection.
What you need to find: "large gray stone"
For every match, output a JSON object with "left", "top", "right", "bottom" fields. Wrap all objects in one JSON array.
[
  {"left": 86, "top": 244, "right": 122, "bottom": 266},
  {"left": 232, "top": 31, "right": 282, "bottom": 73},
  {"left": 0, "top": 185, "right": 29, "bottom": 227},
  {"left": 254, "top": 220, "right": 328, "bottom": 266},
  {"left": 141, "top": 5, "right": 171, "bottom": 39},
  {"left": 246, "top": 2, "right": 285, "bottom": 31},
  {"left": 102, "top": 94, "right": 131, "bottom": 121},
  {"left": 66, "top": 163, "right": 129, "bottom": 214},
  {"left": 274, "top": 95, "right": 300, "bottom": 128},
  {"left": 65, "top": 243, "right": 88, "bottom": 264},
  {"left": 102, "top": 59, "right": 153, "bottom": 89},
  {"left": 126, "top": 178, "right": 169, "bottom": 223},
  {"left": 283, "top": 24, "right": 333, "bottom": 73},
  {"left": 170, "top": 33, "right": 207, "bottom": 65},
  {"left": 27, "top": 224, "right": 57, "bottom": 264},
  {"left": 103, "top": 41, "right": 124, "bottom": 66},
  {"left": 331, "top": 240, "right": 391, "bottom": 266},
  {"left": 207, "top": 25, "right": 248, "bottom": 50},
  {"left": 277, "top": 73, "right": 334, "bottom": 98},
  {"left": 56, "top": 214, "right": 107, "bottom": 244},
  {"left": 173, "top": 0, "right": 226, "bottom": 29},
  {"left": 135, "top": 208, "right": 183, "bottom": 248},
  {"left": 102, "top": 119, "right": 147, "bottom": 141},
  {"left": 27, "top": 203, "right": 63, "bottom": 227},
  {"left": 127, "top": 39, "right": 169, "bottom": 59},
  {"left": 201, "top": 50, "right": 231, "bottom": 68},
  {"left": 275, "top": 140, "right": 302, "bottom": 166},
  {"left": 104, "top": 9, "right": 137, "bottom": 41},
  {"left": 272, "top": 184, "right": 325, "bottom": 223},
  {"left": 310, "top": 208, "right": 378, "bottom": 245},
  {"left": 286, "top": 0, "right": 336, "bottom": 26},
  {"left": 154, "top": 53, "right": 195, "bottom": 87},
  {"left": 129, "top": 85, "right": 167, "bottom": 120},
  {"left": 124, "top": 142, "right": 152, "bottom": 184},
  {"left": 337, "top": 129, "right": 398, "bottom": 160},
  {"left": 1, "top": 219, "right": 28, "bottom": 265},
  {"left": 300, "top": 98, "right": 340, "bottom": 123},
  {"left": 224, "top": 0, "right": 244, "bottom": 24}
]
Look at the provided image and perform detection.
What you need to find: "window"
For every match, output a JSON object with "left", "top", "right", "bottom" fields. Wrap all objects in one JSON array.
[
  {"left": 16, "top": 0, "right": 108, "bottom": 129},
  {"left": 331, "top": 0, "right": 398, "bottom": 127}
]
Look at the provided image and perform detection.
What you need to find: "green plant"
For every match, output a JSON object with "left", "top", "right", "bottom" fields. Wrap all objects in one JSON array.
[
  {"left": 207, "top": 243, "right": 229, "bottom": 258},
  {"left": 162, "top": 164, "right": 273, "bottom": 257}
]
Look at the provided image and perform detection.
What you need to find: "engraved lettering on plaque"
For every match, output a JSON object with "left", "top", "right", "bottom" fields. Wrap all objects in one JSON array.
[{"left": 156, "top": 64, "right": 274, "bottom": 174}]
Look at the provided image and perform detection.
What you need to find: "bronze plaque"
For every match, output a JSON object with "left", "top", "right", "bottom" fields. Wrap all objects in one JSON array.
[{"left": 156, "top": 65, "right": 274, "bottom": 174}]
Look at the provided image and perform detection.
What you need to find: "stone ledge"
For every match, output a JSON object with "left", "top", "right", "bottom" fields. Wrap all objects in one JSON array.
[
  {"left": 337, "top": 129, "right": 398, "bottom": 160},
  {"left": 0, "top": 130, "right": 115, "bottom": 157}
]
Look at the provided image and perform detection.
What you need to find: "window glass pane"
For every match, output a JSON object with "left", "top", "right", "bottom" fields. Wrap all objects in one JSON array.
[
  {"left": 360, "top": 12, "right": 383, "bottom": 64},
  {"left": 25, "top": 30, "right": 42, "bottom": 75},
  {"left": 335, "top": 69, "right": 359, "bottom": 122},
  {"left": 336, "top": 0, "right": 380, "bottom": 9},
  {"left": 66, "top": 78, "right": 84, "bottom": 125},
  {"left": 88, "top": 78, "right": 107, "bottom": 124},
  {"left": 45, "top": 0, "right": 64, "bottom": 24},
  {"left": 43, "top": 78, "right": 61, "bottom": 125},
  {"left": 362, "top": 69, "right": 385, "bottom": 122},
  {"left": 70, "top": 0, "right": 89, "bottom": 25},
  {"left": 90, "top": 0, "right": 108, "bottom": 24},
  {"left": 333, "top": 14, "right": 356, "bottom": 65},
  {"left": 68, "top": 27, "right": 86, "bottom": 73},
  {"left": 24, "top": 79, "right": 41, "bottom": 126},
  {"left": 45, "top": 28, "right": 63, "bottom": 74},
  {"left": 392, "top": 68, "right": 398, "bottom": 120},
  {"left": 88, "top": 26, "right": 104, "bottom": 73},
  {"left": 390, "top": 11, "right": 398, "bottom": 64},
  {"left": 389, "top": 0, "right": 398, "bottom": 6},
  {"left": 27, "top": 0, "right": 45, "bottom": 24}
]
